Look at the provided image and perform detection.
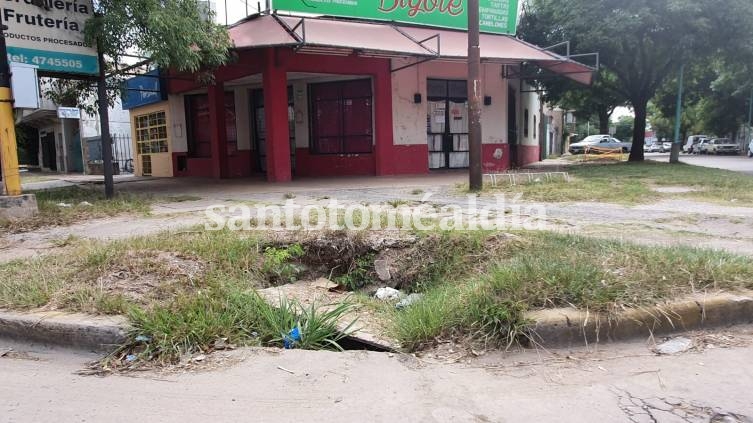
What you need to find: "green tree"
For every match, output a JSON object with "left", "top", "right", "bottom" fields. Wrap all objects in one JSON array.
[
  {"left": 614, "top": 115, "right": 634, "bottom": 142},
  {"left": 46, "top": 0, "right": 232, "bottom": 111},
  {"left": 519, "top": 0, "right": 753, "bottom": 161}
]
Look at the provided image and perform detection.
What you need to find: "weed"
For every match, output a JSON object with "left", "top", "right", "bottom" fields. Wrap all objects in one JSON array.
[
  {"left": 387, "top": 199, "right": 411, "bottom": 208},
  {"left": 334, "top": 253, "right": 376, "bottom": 290},
  {"left": 411, "top": 189, "right": 425, "bottom": 195},
  {"left": 284, "top": 193, "right": 296, "bottom": 200},
  {"left": 262, "top": 244, "right": 305, "bottom": 285}
]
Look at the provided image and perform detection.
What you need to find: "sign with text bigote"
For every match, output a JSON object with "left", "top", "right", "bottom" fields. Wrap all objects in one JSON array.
[
  {"left": 2, "top": 0, "right": 98, "bottom": 75},
  {"left": 272, "top": 0, "right": 519, "bottom": 35}
]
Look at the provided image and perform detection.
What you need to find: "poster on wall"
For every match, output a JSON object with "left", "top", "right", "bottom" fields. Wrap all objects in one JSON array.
[
  {"left": 1, "top": 0, "right": 98, "bottom": 75},
  {"left": 272, "top": 0, "right": 519, "bottom": 35}
]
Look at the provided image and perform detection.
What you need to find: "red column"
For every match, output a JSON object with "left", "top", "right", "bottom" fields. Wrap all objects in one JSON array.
[
  {"left": 208, "top": 82, "right": 228, "bottom": 179},
  {"left": 373, "top": 63, "right": 394, "bottom": 176},
  {"left": 263, "top": 48, "right": 292, "bottom": 182}
]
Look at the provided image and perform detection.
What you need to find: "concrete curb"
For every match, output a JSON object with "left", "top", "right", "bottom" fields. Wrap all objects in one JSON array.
[
  {"left": 527, "top": 291, "right": 753, "bottom": 348},
  {"left": 2, "top": 291, "right": 752, "bottom": 352},
  {"left": 0, "top": 310, "right": 129, "bottom": 352}
]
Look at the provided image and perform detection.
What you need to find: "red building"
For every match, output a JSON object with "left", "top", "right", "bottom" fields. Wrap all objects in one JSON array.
[{"left": 127, "top": 14, "right": 592, "bottom": 180}]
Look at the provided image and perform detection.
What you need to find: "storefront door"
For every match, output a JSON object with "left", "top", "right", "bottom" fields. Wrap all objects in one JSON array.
[
  {"left": 251, "top": 87, "right": 295, "bottom": 173},
  {"left": 427, "top": 79, "right": 469, "bottom": 169}
]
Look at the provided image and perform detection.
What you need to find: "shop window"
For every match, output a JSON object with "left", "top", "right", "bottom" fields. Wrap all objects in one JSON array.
[
  {"left": 523, "top": 109, "right": 530, "bottom": 138},
  {"left": 134, "top": 110, "right": 168, "bottom": 154},
  {"left": 186, "top": 93, "right": 238, "bottom": 158},
  {"left": 309, "top": 79, "right": 373, "bottom": 155}
]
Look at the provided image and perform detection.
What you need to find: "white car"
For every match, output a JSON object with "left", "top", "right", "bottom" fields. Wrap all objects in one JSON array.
[
  {"left": 748, "top": 139, "right": 753, "bottom": 158},
  {"left": 662, "top": 142, "right": 672, "bottom": 152},
  {"left": 569, "top": 135, "right": 632, "bottom": 154}
]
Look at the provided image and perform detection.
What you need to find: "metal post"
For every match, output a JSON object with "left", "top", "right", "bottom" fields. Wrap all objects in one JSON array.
[
  {"left": 670, "top": 64, "right": 684, "bottom": 164},
  {"left": 0, "top": 24, "right": 21, "bottom": 196},
  {"left": 97, "top": 41, "right": 114, "bottom": 199},
  {"left": 467, "top": 0, "right": 482, "bottom": 191},
  {"left": 745, "top": 88, "right": 753, "bottom": 150}
]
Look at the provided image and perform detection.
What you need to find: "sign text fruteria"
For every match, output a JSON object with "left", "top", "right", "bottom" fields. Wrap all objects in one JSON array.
[
  {"left": 2, "top": 0, "right": 98, "bottom": 75},
  {"left": 273, "top": 0, "right": 519, "bottom": 35}
]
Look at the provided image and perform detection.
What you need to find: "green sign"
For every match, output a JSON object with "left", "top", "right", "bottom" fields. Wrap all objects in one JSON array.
[{"left": 273, "top": 0, "right": 519, "bottom": 35}]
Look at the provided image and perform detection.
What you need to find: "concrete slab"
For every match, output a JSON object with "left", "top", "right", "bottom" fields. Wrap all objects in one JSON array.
[
  {"left": 257, "top": 280, "right": 400, "bottom": 351},
  {"left": 0, "top": 194, "right": 38, "bottom": 220}
]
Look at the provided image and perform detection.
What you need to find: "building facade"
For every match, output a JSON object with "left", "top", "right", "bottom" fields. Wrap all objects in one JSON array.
[{"left": 126, "top": 14, "right": 591, "bottom": 180}]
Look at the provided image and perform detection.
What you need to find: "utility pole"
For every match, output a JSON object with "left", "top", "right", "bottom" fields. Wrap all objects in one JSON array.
[
  {"left": 745, "top": 88, "right": 753, "bottom": 151},
  {"left": 467, "top": 0, "right": 482, "bottom": 191},
  {"left": 97, "top": 40, "right": 114, "bottom": 199},
  {"left": 0, "top": 24, "right": 21, "bottom": 196},
  {"left": 670, "top": 64, "right": 684, "bottom": 164}
]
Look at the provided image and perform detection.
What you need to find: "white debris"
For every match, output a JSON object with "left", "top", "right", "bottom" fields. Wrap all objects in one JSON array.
[
  {"left": 375, "top": 287, "right": 402, "bottom": 301},
  {"left": 655, "top": 337, "right": 693, "bottom": 355},
  {"left": 56, "top": 203, "right": 72, "bottom": 208},
  {"left": 396, "top": 293, "right": 424, "bottom": 310}
]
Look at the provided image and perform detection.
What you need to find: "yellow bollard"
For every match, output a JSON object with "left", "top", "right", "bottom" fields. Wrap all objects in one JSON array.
[{"left": 0, "top": 86, "right": 21, "bottom": 196}]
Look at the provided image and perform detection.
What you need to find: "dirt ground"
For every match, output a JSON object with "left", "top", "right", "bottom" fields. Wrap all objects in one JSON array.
[
  {"left": 3, "top": 325, "right": 753, "bottom": 422},
  {"left": 4, "top": 174, "right": 753, "bottom": 263}
]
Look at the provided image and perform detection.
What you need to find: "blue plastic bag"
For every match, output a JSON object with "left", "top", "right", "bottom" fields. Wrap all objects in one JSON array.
[{"left": 283, "top": 326, "right": 301, "bottom": 349}]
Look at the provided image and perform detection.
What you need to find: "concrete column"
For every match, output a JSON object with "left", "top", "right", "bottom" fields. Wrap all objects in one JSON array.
[
  {"left": 208, "top": 82, "right": 228, "bottom": 179},
  {"left": 262, "top": 48, "right": 291, "bottom": 182},
  {"left": 373, "top": 64, "right": 394, "bottom": 176}
]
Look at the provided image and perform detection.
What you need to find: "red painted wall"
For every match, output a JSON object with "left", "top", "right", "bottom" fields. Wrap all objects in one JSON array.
[
  {"left": 172, "top": 155, "right": 214, "bottom": 178},
  {"left": 172, "top": 152, "right": 253, "bottom": 178},
  {"left": 516, "top": 145, "right": 541, "bottom": 167},
  {"left": 227, "top": 151, "right": 253, "bottom": 178},
  {"left": 295, "top": 149, "right": 375, "bottom": 177},
  {"left": 377, "top": 145, "right": 430, "bottom": 175},
  {"left": 482, "top": 144, "right": 510, "bottom": 172}
]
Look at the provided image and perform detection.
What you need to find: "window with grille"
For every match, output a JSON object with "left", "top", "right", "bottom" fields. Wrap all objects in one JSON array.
[{"left": 135, "top": 111, "right": 168, "bottom": 154}]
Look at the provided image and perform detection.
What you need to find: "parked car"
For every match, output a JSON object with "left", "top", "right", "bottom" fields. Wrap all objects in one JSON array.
[
  {"left": 702, "top": 138, "right": 741, "bottom": 155},
  {"left": 662, "top": 141, "right": 672, "bottom": 152},
  {"left": 749, "top": 139, "right": 753, "bottom": 158},
  {"left": 644, "top": 143, "right": 661, "bottom": 153},
  {"left": 684, "top": 135, "right": 709, "bottom": 153},
  {"left": 569, "top": 135, "right": 632, "bottom": 154},
  {"left": 695, "top": 138, "right": 713, "bottom": 154}
]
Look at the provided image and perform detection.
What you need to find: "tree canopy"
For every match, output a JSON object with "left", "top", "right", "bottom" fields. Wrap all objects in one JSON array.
[
  {"left": 519, "top": 0, "right": 753, "bottom": 161},
  {"left": 46, "top": 0, "right": 232, "bottom": 111}
]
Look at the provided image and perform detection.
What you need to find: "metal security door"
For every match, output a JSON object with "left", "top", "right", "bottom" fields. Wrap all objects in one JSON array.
[{"left": 427, "top": 79, "right": 469, "bottom": 169}]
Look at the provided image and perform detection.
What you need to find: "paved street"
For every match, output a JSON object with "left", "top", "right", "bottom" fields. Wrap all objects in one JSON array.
[
  {"left": 3, "top": 327, "right": 753, "bottom": 422},
  {"left": 648, "top": 153, "right": 753, "bottom": 175}
]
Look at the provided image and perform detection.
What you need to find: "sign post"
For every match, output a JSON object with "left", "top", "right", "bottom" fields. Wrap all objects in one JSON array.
[
  {"left": 0, "top": 25, "right": 21, "bottom": 196},
  {"left": 670, "top": 64, "right": 684, "bottom": 164}
]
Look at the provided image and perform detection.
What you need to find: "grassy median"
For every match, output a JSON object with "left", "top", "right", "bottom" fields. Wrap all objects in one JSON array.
[
  {"left": 2, "top": 228, "right": 753, "bottom": 359},
  {"left": 483, "top": 162, "right": 753, "bottom": 205}
]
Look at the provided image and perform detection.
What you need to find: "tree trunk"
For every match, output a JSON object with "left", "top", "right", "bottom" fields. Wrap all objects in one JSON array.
[
  {"left": 629, "top": 100, "right": 648, "bottom": 162},
  {"left": 598, "top": 106, "right": 610, "bottom": 135}
]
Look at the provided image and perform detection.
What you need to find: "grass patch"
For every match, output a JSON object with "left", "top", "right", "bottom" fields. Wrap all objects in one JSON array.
[
  {"left": 393, "top": 231, "right": 753, "bottom": 351},
  {"left": 482, "top": 162, "right": 753, "bottom": 205},
  {"left": 0, "top": 186, "right": 153, "bottom": 232}
]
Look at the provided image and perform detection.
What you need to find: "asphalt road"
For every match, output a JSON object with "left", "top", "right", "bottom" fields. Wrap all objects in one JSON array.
[
  {"left": 3, "top": 327, "right": 753, "bottom": 422},
  {"left": 648, "top": 153, "right": 753, "bottom": 175}
]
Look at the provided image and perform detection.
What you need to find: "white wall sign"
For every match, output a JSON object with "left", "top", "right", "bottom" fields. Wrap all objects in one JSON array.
[
  {"left": 10, "top": 61, "right": 40, "bottom": 109},
  {"left": 57, "top": 106, "right": 81, "bottom": 119},
  {"left": 2, "top": 0, "right": 98, "bottom": 75}
]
